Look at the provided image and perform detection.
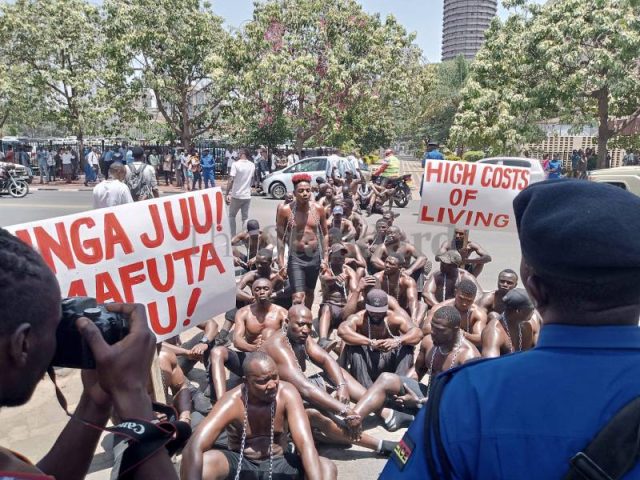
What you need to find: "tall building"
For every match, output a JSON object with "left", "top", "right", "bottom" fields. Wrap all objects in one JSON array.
[{"left": 442, "top": 0, "right": 497, "bottom": 61}]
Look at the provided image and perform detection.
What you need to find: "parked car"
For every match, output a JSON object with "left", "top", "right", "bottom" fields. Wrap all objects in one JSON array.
[
  {"left": 262, "top": 156, "right": 369, "bottom": 199},
  {"left": 0, "top": 161, "right": 33, "bottom": 184},
  {"left": 588, "top": 166, "right": 640, "bottom": 197},
  {"left": 477, "top": 157, "right": 546, "bottom": 184}
]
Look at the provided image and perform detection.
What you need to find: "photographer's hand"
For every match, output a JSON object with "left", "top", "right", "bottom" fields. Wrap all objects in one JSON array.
[{"left": 76, "top": 302, "right": 178, "bottom": 480}]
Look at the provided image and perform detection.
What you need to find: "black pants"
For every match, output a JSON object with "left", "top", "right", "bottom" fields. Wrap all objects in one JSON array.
[{"left": 345, "top": 344, "right": 414, "bottom": 388}]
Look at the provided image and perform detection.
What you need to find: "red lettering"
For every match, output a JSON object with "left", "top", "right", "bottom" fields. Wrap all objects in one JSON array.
[
  {"left": 147, "top": 254, "right": 175, "bottom": 293},
  {"left": 172, "top": 246, "right": 199, "bottom": 285},
  {"left": 425, "top": 161, "right": 444, "bottom": 184},
  {"left": 421, "top": 206, "right": 435, "bottom": 222},
  {"left": 449, "top": 188, "right": 463, "bottom": 206},
  {"left": 495, "top": 214, "right": 510, "bottom": 228},
  {"left": 165, "top": 198, "right": 191, "bottom": 241},
  {"left": 140, "top": 204, "right": 164, "bottom": 248},
  {"left": 480, "top": 165, "right": 494, "bottom": 188},
  {"left": 103, "top": 213, "right": 133, "bottom": 260},
  {"left": 95, "top": 272, "right": 124, "bottom": 303},
  {"left": 33, "top": 223, "right": 75, "bottom": 273},
  {"left": 447, "top": 209, "right": 467, "bottom": 225},
  {"left": 118, "top": 262, "right": 146, "bottom": 302},
  {"left": 13, "top": 229, "right": 33, "bottom": 247},
  {"left": 67, "top": 279, "right": 88, "bottom": 297},
  {"left": 198, "top": 243, "right": 225, "bottom": 281},
  {"left": 147, "top": 296, "right": 178, "bottom": 336},
  {"left": 188, "top": 195, "right": 213, "bottom": 234},
  {"left": 70, "top": 217, "right": 103, "bottom": 264}
]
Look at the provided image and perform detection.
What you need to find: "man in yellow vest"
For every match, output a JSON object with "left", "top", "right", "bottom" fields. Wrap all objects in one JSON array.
[{"left": 376, "top": 148, "right": 400, "bottom": 181}]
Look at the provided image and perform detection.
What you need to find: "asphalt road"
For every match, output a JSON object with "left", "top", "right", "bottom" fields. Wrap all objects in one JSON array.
[{"left": 0, "top": 164, "right": 524, "bottom": 478}]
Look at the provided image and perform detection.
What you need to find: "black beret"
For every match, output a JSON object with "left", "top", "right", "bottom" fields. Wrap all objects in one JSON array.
[
  {"left": 503, "top": 288, "right": 534, "bottom": 310},
  {"left": 513, "top": 179, "right": 640, "bottom": 282}
]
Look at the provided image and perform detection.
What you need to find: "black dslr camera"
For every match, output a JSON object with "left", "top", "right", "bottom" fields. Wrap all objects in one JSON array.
[{"left": 51, "top": 297, "right": 129, "bottom": 369}]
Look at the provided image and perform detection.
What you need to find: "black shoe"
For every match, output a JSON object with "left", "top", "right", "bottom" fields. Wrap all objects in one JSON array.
[{"left": 383, "top": 411, "right": 415, "bottom": 432}]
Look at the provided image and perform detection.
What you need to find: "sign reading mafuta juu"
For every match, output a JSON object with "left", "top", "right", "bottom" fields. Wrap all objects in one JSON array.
[
  {"left": 419, "top": 160, "right": 531, "bottom": 232},
  {"left": 5, "top": 189, "right": 236, "bottom": 342}
]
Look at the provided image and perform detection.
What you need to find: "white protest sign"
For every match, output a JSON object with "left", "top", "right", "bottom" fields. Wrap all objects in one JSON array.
[
  {"left": 5, "top": 188, "right": 236, "bottom": 342},
  {"left": 419, "top": 160, "right": 531, "bottom": 232}
]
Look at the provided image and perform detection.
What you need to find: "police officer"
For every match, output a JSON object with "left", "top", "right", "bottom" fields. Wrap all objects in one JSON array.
[
  {"left": 201, "top": 149, "right": 215, "bottom": 188},
  {"left": 380, "top": 179, "right": 640, "bottom": 479}
]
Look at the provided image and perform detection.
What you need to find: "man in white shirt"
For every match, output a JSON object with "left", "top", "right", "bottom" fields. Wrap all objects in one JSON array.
[
  {"left": 62, "top": 148, "right": 73, "bottom": 183},
  {"left": 125, "top": 146, "right": 159, "bottom": 201},
  {"left": 287, "top": 150, "right": 300, "bottom": 167},
  {"left": 225, "top": 148, "right": 256, "bottom": 237},
  {"left": 84, "top": 147, "right": 100, "bottom": 186},
  {"left": 92, "top": 162, "right": 133, "bottom": 209},
  {"left": 346, "top": 151, "right": 361, "bottom": 179},
  {"left": 326, "top": 150, "right": 343, "bottom": 180}
]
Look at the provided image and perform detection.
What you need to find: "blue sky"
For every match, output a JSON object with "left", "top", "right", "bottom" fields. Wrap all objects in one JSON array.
[{"left": 212, "top": 0, "right": 545, "bottom": 62}]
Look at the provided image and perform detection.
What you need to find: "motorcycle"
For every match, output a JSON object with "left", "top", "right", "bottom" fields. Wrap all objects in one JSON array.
[
  {"left": 0, "top": 168, "right": 30, "bottom": 198},
  {"left": 372, "top": 174, "right": 413, "bottom": 208}
]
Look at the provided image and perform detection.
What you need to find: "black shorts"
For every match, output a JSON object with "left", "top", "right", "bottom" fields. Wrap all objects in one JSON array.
[
  {"left": 220, "top": 450, "right": 304, "bottom": 480},
  {"left": 320, "top": 303, "right": 344, "bottom": 329},
  {"left": 226, "top": 349, "right": 248, "bottom": 377},
  {"left": 287, "top": 252, "right": 321, "bottom": 293}
]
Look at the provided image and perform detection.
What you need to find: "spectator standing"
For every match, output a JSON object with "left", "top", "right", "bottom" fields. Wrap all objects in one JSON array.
[
  {"left": 70, "top": 148, "right": 79, "bottom": 180},
  {"left": 570, "top": 150, "right": 581, "bottom": 177},
  {"left": 541, "top": 153, "right": 550, "bottom": 178},
  {"left": 421, "top": 142, "right": 445, "bottom": 194},
  {"left": 623, "top": 149, "right": 636, "bottom": 166},
  {"left": 148, "top": 148, "right": 160, "bottom": 178},
  {"left": 226, "top": 148, "right": 256, "bottom": 237},
  {"left": 46, "top": 148, "right": 56, "bottom": 182},
  {"left": 92, "top": 162, "right": 133, "bottom": 208},
  {"left": 187, "top": 150, "right": 202, "bottom": 191},
  {"left": 5, "top": 145, "right": 14, "bottom": 163},
  {"left": 101, "top": 146, "right": 115, "bottom": 179},
  {"left": 125, "top": 146, "right": 159, "bottom": 200},
  {"left": 173, "top": 150, "right": 184, "bottom": 188},
  {"left": 61, "top": 147, "right": 73, "bottom": 183},
  {"left": 179, "top": 150, "right": 189, "bottom": 190},
  {"left": 201, "top": 149, "right": 215, "bottom": 188},
  {"left": 225, "top": 147, "right": 236, "bottom": 174},
  {"left": 162, "top": 149, "right": 174, "bottom": 186},
  {"left": 287, "top": 150, "right": 300, "bottom": 167},
  {"left": 36, "top": 147, "right": 50, "bottom": 184},
  {"left": 546, "top": 154, "right": 563, "bottom": 179},
  {"left": 84, "top": 147, "right": 100, "bottom": 186}
]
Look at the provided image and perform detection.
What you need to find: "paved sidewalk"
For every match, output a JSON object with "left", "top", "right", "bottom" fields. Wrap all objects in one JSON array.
[{"left": 29, "top": 177, "right": 230, "bottom": 195}]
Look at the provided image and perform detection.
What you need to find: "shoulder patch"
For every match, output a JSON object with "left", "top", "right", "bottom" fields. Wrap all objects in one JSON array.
[{"left": 391, "top": 433, "right": 415, "bottom": 471}]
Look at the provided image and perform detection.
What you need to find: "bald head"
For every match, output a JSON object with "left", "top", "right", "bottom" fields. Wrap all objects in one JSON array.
[
  {"left": 288, "top": 304, "right": 312, "bottom": 323},
  {"left": 109, "top": 162, "right": 126, "bottom": 180},
  {"left": 242, "top": 352, "right": 276, "bottom": 377}
]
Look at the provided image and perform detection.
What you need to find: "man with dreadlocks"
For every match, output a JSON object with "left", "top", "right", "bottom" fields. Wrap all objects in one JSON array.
[
  {"left": 181, "top": 352, "right": 337, "bottom": 480},
  {"left": 482, "top": 288, "right": 539, "bottom": 357},
  {"left": 259, "top": 306, "right": 398, "bottom": 456},
  {"left": 276, "top": 173, "right": 329, "bottom": 308},
  {"left": 349, "top": 306, "right": 479, "bottom": 432},
  {"left": 424, "top": 279, "right": 487, "bottom": 349}
]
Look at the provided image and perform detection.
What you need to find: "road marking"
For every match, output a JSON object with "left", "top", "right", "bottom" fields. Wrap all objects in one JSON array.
[{"left": 0, "top": 203, "right": 89, "bottom": 209}]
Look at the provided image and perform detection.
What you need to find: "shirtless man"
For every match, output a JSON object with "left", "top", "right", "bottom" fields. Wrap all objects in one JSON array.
[
  {"left": 358, "top": 218, "right": 389, "bottom": 267},
  {"left": 329, "top": 205, "right": 356, "bottom": 242},
  {"left": 181, "top": 353, "right": 336, "bottom": 480},
  {"left": 478, "top": 268, "right": 519, "bottom": 316},
  {"left": 373, "top": 253, "right": 420, "bottom": 324},
  {"left": 424, "top": 279, "right": 487, "bottom": 348},
  {"left": 342, "top": 275, "right": 411, "bottom": 321},
  {"left": 318, "top": 243, "right": 358, "bottom": 349},
  {"left": 338, "top": 289, "right": 423, "bottom": 388},
  {"left": 231, "top": 219, "right": 274, "bottom": 270},
  {"left": 259, "top": 306, "right": 397, "bottom": 456},
  {"left": 482, "top": 288, "right": 540, "bottom": 357},
  {"left": 351, "top": 306, "right": 480, "bottom": 431},
  {"left": 370, "top": 226, "right": 428, "bottom": 288},
  {"left": 276, "top": 173, "right": 329, "bottom": 308},
  {"left": 423, "top": 250, "right": 483, "bottom": 307},
  {"left": 343, "top": 198, "right": 365, "bottom": 240},
  {"left": 439, "top": 227, "right": 492, "bottom": 278},
  {"left": 328, "top": 227, "right": 367, "bottom": 280},
  {"left": 319, "top": 185, "right": 337, "bottom": 218},
  {"left": 208, "top": 278, "right": 287, "bottom": 399}
]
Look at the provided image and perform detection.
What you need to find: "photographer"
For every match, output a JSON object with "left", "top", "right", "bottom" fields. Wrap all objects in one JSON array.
[{"left": 0, "top": 228, "right": 178, "bottom": 480}]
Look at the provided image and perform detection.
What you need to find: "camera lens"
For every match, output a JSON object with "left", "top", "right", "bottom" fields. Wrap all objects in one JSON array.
[{"left": 83, "top": 307, "right": 102, "bottom": 320}]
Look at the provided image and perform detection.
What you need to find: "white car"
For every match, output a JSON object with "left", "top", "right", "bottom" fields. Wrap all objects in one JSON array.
[
  {"left": 477, "top": 157, "right": 546, "bottom": 184},
  {"left": 262, "top": 156, "right": 368, "bottom": 199}
]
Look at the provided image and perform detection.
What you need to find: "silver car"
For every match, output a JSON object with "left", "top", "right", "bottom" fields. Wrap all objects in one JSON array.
[
  {"left": 477, "top": 157, "right": 546, "bottom": 184},
  {"left": 262, "top": 156, "right": 368, "bottom": 199}
]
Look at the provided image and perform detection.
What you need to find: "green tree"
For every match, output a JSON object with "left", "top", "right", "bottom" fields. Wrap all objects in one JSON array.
[
  {"left": 0, "top": 0, "right": 124, "bottom": 152},
  {"left": 452, "top": 0, "right": 640, "bottom": 166},
  {"left": 229, "top": 0, "right": 421, "bottom": 153},
  {"left": 104, "top": 0, "right": 234, "bottom": 149}
]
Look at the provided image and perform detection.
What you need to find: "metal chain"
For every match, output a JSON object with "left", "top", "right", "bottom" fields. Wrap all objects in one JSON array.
[
  {"left": 442, "top": 273, "right": 447, "bottom": 302},
  {"left": 426, "top": 332, "right": 462, "bottom": 398},
  {"left": 499, "top": 314, "right": 523, "bottom": 353},
  {"left": 233, "top": 387, "right": 250, "bottom": 480},
  {"left": 331, "top": 264, "right": 347, "bottom": 298},
  {"left": 463, "top": 310, "right": 471, "bottom": 333},
  {"left": 284, "top": 330, "right": 310, "bottom": 372},
  {"left": 383, "top": 274, "right": 400, "bottom": 299},
  {"left": 268, "top": 401, "right": 275, "bottom": 480}
]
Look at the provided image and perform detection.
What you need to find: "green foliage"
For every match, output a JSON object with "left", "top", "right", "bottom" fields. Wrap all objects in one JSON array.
[
  {"left": 452, "top": 0, "right": 640, "bottom": 166},
  {"left": 445, "top": 154, "right": 462, "bottom": 161},
  {"left": 229, "top": 0, "right": 421, "bottom": 152},
  {"left": 104, "top": 0, "right": 234, "bottom": 148},
  {"left": 462, "top": 150, "right": 485, "bottom": 162}
]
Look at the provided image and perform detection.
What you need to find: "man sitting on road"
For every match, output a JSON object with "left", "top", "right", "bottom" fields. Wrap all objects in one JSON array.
[
  {"left": 373, "top": 253, "right": 420, "bottom": 325},
  {"left": 423, "top": 250, "right": 482, "bottom": 308},
  {"left": 181, "top": 352, "right": 337, "bottom": 480},
  {"left": 208, "top": 278, "right": 287, "bottom": 400},
  {"left": 370, "top": 226, "right": 428, "bottom": 289},
  {"left": 351, "top": 306, "right": 479, "bottom": 433},
  {"left": 478, "top": 269, "right": 519, "bottom": 316},
  {"left": 231, "top": 220, "right": 274, "bottom": 271},
  {"left": 338, "top": 289, "right": 423, "bottom": 388},
  {"left": 481, "top": 288, "right": 540, "bottom": 357},
  {"left": 439, "top": 227, "right": 492, "bottom": 278}
]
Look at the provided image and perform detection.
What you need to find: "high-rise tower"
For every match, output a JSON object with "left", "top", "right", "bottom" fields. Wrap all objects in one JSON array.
[{"left": 442, "top": 0, "right": 497, "bottom": 61}]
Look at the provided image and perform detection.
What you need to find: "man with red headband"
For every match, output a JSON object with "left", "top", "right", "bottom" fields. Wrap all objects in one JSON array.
[{"left": 276, "top": 173, "right": 329, "bottom": 309}]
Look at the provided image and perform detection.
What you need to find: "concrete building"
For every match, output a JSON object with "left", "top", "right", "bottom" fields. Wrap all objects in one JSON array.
[{"left": 442, "top": 0, "right": 498, "bottom": 61}]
